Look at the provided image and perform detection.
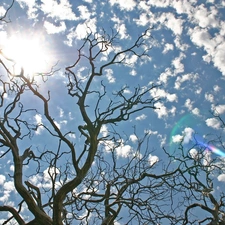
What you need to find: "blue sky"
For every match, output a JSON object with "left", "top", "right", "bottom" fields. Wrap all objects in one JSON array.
[{"left": 1, "top": 0, "right": 225, "bottom": 224}]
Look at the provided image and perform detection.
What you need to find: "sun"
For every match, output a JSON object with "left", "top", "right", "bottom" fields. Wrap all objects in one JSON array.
[{"left": 1, "top": 34, "right": 51, "bottom": 76}]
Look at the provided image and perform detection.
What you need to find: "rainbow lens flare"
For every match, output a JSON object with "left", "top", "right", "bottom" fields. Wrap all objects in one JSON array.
[
  {"left": 197, "top": 140, "right": 225, "bottom": 157},
  {"left": 169, "top": 114, "right": 225, "bottom": 157}
]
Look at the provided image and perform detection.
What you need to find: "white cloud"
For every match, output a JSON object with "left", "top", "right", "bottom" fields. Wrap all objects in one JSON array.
[
  {"left": 105, "top": 69, "right": 115, "bottom": 83},
  {"left": 158, "top": 134, "right": 166, "bottom": 147},
  {"left": 0, "top": 175, "right": 6, "bottom": 185},
  {"left": 109, "top": 0, "right": 136, "bottom": 11},
  {"left": 148, "top": 11, "right": 184, "bottom": 38},
  {"left": 203, "top": 150, "right": 212, "bottom": 166},
  {"left": 28, "top": 167, "right": 61, "bottom": 189},
  {"left": 4, "top": 181, "right": 14, "bottom": 192},
  {"left": 41, "top": 0, "right": 77, "bottom": 20},
  {"left": 17, "top": 0, "right": 38, "bottom": 19},
  {"left": 58, "top": 107, "right": 64, "bottom": 118},
  {"left": 34, "top": 114, "right": 44, "bottom": 135},
  {"left": 10, "top": 165, "right": 14, "bottom": 172},
  {"left": 129, "top": 134, "right": 138, "bottom": 143},
  {"left": 133, "top": 13, "right": 149, "bottom": 26},
  {"left": 172, "top": 127, "right": 194, "bottom": 144},
  {"left": 218, "top": 174, "right": 225, "bottom": 182},
  {"left": 125, "top": 54, "right": 138, "bottom": 66},
  {"left": 102, "top": 140, "right": 136, "bottom": 158},
  {"left": 172, "top": 134, "right": 183, "bottom": 143},
  {"left": 172, "top": 53, "right": 185, "bottom": 74},
  {"left": 123, "top": 89, "right": 132, "bottom": 94},
  {"left": 195, "top": 87, "right": 202, "bottom": 95},
  {"left": 213, "top": 85, "right": 220, "bottom": 92},
  {"left": 0, "top": 193, "right": 9, "bottom": 202},
  {"left": 170, "top": 106, "right": 176, "bottom": 116},
  {"left": 100, "top": 124, "right": 108, "bottom": 137},
  {"left": 138, "top": 1, "right": 150, "bottom": 11},
  {"left": 184, "top": 98, "right": 193, "bottom": 111},
  {"left": 135, "top": 114, "right": 147, "bottom": 121},
  {"left": 174, "top": 35, "right": 189, "bottom": 51},
  {"left": 164, "top": 13, "right": 184, "bottom": 35},
  {"left": 205, "top": 93, "right": 214, "bottom": 103},
  {"left": 149, "top": 0, "right": 170, "bottom": 8},
  {"left": 171, "top": 0, "right": 194, "bottom": 15},
  {"left": 192, "top": 107, "right": 200, "bottom": 116},
  {"left": 148, "top": 154, "right": 159, "bottom": 166},
  {"left": 116, "top": 144, "right": 132, "bottom": 157},
  {"left": 129, "top": 69, "right": 137, "bottom": 76},
  {"left": 28, "top": 174, "right": 42, "bottom": 187},
  {"left": 60, "top": 120, "right": 67, "bottom": 125},
  {"left": 205, "top": 118, "right": 221, "bottom": 129},
  {"left": 167, "top": 93, "right": 177, "bottom": 102},
  {"left": 150, "top": 88, "right": 177, "bottom": 102},
  {"left": 145, "top": 129, "right": 158, "bottom": 135},
  {"left": 189, "top": 27, "right": 215, "bottom": 50},
  {"left": 114, "top": 22, "right": 129, "bottom": 39},
  {"left": 0, "top": 6, "right": 6, "bottom": 17},
  {"left": 101, "top": 140, "right": 115, "bottom": 152},
  {"left": 192, "top": 4, "right": 219, "bottom": 28},
  {"left": 44, "top": 21, "right": 66, "bottom": 34},
  {"left": 175, "top": 73, "right": 198, "bottom": 89},
  {"left": 189, "top": 26, "right": 225, "bottom": 76},
  {"left": 183, "top": 127, "right": 194, "bottom": 144},
  {"left": 189, "top": 148, "right": 198, "bottom": 159},
  {"left": 213, "top": 105, "right": 225, "bottom": 115},
  {"left": 77, "top": 5, "right": 91, "bottom": 20},
  {"left": 68, "top": 133, "right": 76, "bottom": 139},
  {"left": 213, "top": 42, "right": 225, "bottom": 76},
  {"left": 35, "top": 114, "right": 42, "bottom": 124},
  {"left": 202, "top": 54, "right": 211, "bottom": 63},
  {"left": 220, "top": 21, "right": 225, "bottom": 36},
  {"left": 43, "top": 167, "right": 60, "bottom": 182},
  {"left": 158, "top": 68, "right": 174, "bottom": 84},
  {"left": 68, "top": 112, "right": 74, "bottom": 120},
  {"left": 162, "top": 43, "right": 174, "bottom": 54},
  {"left": 0, "top": 181, "right": 15, "bottom": 202},
  {"left": 154, "top": 102, "right": 176, "bottom": 119},
  {"left": 154, "top": 103, "right": 167, "bottom": 118},
  {"left": 65, "top": 18, "right": 97, "bottom": 43}
]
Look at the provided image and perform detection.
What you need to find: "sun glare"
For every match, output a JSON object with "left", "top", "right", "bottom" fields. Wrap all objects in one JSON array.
[{"left": 2, "top": 35, "right": 51, "bottom": 76}]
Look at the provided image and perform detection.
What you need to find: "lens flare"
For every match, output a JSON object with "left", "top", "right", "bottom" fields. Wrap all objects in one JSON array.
[
  {"left": 170, "top": 114, "right": 198, "bottom": 145},
  {"left": 169, "top": 114, "right": 198, "bottom": 155},
  {"left": 169, "top": 114, "right": 225, "bottom": 157},
  {"left": 197, "top": 141, "right": 225, "bottom": 157}
]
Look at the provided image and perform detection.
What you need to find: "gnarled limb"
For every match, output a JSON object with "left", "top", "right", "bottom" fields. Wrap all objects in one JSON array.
[{"left": 0, "top": 205, "right": 25, "bottom": 225}]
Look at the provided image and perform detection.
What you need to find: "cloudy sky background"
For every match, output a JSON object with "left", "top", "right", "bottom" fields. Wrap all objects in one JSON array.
[{"left": 1, "top": 0, "right": 225, "bottom": 224}]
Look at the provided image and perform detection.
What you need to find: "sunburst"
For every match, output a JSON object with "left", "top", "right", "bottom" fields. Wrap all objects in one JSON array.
[{"left": 1, "top": 34, "right": 51, "bottom": 76}]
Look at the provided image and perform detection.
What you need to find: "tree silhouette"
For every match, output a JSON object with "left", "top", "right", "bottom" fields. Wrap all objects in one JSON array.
[
  {"left": 1, "top": 2, "right": 225, "bottom": 225},
  {"left": 0, "top": 4, "right": 172, "bottom": 224},
  {"left": 168, "top": 134, "right": 225, "bottom": 225}
]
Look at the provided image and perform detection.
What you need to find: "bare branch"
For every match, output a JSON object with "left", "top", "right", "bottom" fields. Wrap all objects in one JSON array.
[
  {"left": 0, "top": 0, "right": 14, "bottom": 23},
  {"left": 0, "top": 205, "right": 25, "bottom": 225}
]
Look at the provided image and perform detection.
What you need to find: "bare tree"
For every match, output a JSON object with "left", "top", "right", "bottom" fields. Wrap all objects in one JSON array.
[
  {"left": 2, "top": 3, "right": 225, "bottom": 225},
  {"left": 162, "top": 131, "right": 225, "bottom": 225},
  {"left": 0, "top": 5, "right": 183, "bottom": 224}
]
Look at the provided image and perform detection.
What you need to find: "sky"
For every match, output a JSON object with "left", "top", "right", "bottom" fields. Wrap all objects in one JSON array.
[{"left": 1, "top": 0, "right": 225, "bottom": 224}]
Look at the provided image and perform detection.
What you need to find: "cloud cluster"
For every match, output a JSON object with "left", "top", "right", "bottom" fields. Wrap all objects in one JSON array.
[{"left": 172, "top": 127, "right": 194, "bottom": 144}]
